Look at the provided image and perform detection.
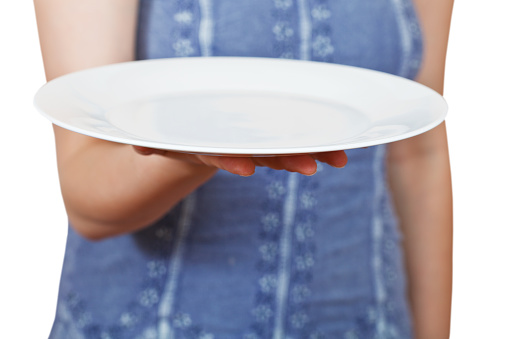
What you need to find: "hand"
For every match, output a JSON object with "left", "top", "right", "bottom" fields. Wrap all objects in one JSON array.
[{"left": 133, "top": 146, "right": 347, "bottom": 176}]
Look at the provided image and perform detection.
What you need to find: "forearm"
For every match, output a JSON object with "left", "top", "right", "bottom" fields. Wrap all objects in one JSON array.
[
  {"left": 388, "top": 123, "right": 453, "bottom": 338},
  {"left": 35, "top": 0, "right": 216, "bottom": 239},
  {"left": 56, "top": 129, "right": 216, "bottom": 240}
]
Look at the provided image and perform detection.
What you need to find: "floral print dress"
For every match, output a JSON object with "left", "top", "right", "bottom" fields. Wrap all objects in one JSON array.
[{"left": 50, "top": 0, "right": 422, "bottom": 338}]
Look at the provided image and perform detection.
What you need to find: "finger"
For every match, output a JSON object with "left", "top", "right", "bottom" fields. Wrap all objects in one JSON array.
[
  {"left": 280, "top": 155, "right": 317, "bottom": 176},
  {"left": 218, "top": 157, "right": 256, "bottom": 176},
  {"left": 198, "top": 155, "right": 256, "bottom": 177},
  {"left": 252, "top": 157, "right": 285, "bottom": 171},
  {"left": 312, "top": 151, "right": 348, "bottom": 168},
  {"left": 140, "top": 148, "right": 256, "bottom": 176},
  {"left": 132, "top": 145, "right": 167, "bottom": 156}
]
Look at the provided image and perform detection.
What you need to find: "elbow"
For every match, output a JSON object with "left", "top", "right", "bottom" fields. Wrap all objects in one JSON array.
[
  {"left": 75, "top": 231, "right": 107, "bottom": 242},
  {"left": 66, "top": 204, "right": 136, "bottom": 241},
  {"left": 60, "top": 188, "right": 171, "bottom": 240},
  {"left": 65, "top": 203, "right": 158, "bottom": 241},
  {"left": 68, "top": 215, "right": 120, "bottom": 241},
  {"left": 62, "top": 194, "right": 142, "bottom": 241}
]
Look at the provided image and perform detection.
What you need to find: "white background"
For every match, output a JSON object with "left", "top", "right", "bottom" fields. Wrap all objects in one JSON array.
[{"left": 1, "top": 1, "right": 507, "bottom": 338}]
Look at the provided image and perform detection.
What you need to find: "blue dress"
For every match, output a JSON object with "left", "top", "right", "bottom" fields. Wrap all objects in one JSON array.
[{"left": 50, "top": 0, "right": 422, "bottom": 338}]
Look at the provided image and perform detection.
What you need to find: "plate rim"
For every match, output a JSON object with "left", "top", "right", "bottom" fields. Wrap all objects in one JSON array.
[{"left": 34, "top": 56, "right": 448, "bottom": 155}]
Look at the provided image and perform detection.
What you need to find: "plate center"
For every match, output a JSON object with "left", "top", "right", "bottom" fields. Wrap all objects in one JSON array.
[{"left": 106, "top": 91, "right": 370, "bottom": 150}]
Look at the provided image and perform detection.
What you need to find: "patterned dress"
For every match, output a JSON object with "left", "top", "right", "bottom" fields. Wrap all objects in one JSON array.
[{"left": 49, "top": 0, "right": 423, "bottom": 338}]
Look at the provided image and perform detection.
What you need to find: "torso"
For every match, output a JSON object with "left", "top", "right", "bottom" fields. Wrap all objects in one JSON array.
[{"left": 51, "top": 1, "right": 422, "bottom": 338}]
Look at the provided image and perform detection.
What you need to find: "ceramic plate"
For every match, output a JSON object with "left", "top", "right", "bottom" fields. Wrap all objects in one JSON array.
[{"left": 34, "top": 57, "right": 447, "bottom": 155}]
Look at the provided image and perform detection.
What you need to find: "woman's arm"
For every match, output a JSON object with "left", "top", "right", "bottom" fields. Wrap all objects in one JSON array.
[
  {"left": 34, "top": 0, "right": 219, "bottom": 239},
  {"left": 34, "top": 0, "right": 347, "bottom": 240},
  {"left": 387, "top": 0, "right": 454, "bottom": 338}
]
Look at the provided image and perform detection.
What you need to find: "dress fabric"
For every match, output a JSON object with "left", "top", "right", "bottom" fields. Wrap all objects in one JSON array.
[{"left": 49, "top": 0, "right": 423, "bottom": 338}]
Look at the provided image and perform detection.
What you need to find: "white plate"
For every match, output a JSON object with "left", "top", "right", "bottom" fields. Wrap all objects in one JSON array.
[{"left": 34, "top": 57, "right": 447, "bottom": 155}]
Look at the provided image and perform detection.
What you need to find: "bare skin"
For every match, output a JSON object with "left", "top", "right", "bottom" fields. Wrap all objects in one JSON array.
[
  {"left": 387, "top": 0, "right": 454, "bottom": 337},
  {"left": 34, "top": 0, "right": 453, "bottom": 337}
]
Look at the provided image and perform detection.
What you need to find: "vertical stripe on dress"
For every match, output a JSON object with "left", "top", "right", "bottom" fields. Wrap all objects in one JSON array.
[
  {"left": 271, "top": 3, "right": 310, "bottom": 337},
  {"left": 157, "top": 194, "right": 197, "bottom": 339},
  {"left": 172, "top": 0, "right": 197, "bottom": 57},
  {"left": 198, "top": 0, "right": 214, "bottom": 57},
  {"left": 272, "top": 173, "right": 300, "bottom": 339},
  {"left": 297, "top": 0, "right": 312, "bottom": 60},
  {"left": 390, "top": 0, "right": 413, "bottom": 78},
  {"left": 372, "top": 146, "right": 389, "bottom": 336}
]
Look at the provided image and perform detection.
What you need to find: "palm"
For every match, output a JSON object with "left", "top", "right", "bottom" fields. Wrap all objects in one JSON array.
[{"left": 133, "top": 146, "right": 347, "bottom": 176}]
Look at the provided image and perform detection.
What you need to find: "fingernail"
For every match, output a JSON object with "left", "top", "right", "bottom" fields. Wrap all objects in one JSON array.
[
  {"left": 239, "top": 169, "right": 256, "bottom": 177},
  {"left": 304, "top": 169, "right": 317, "bottom": 176}
]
